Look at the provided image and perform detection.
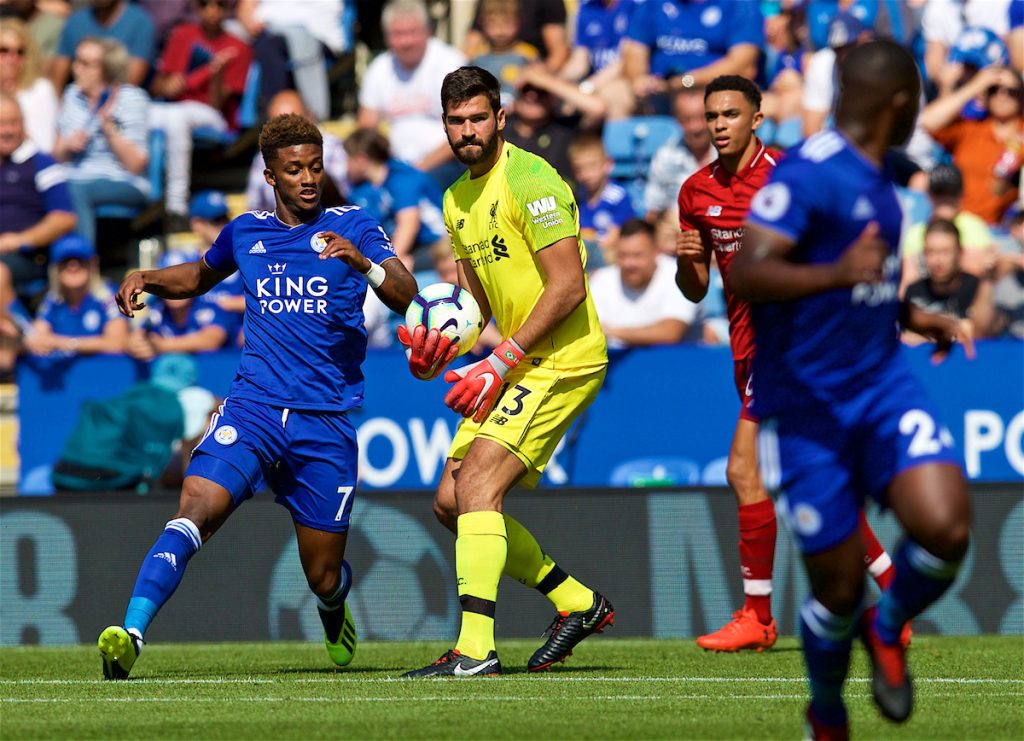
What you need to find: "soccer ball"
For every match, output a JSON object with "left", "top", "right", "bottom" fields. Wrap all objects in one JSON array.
[{"left": 404, "top": 282, "right": 484, "bottom": 356}]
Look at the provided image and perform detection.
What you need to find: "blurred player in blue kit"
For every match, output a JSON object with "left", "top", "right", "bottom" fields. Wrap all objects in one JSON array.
[
  {"left": 730, "top": 40, "right": 974, "bottom": 740},
  {"left": 97, "top": 113, "right": 417, "bottom": 679}
]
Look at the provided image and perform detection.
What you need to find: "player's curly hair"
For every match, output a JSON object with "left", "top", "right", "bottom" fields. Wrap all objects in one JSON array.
[
  {"left": 704, "top": 75, "right": 762, "bottom": 111},
  {"left": 259, "top": 113, "right": 323, "bottom": 164}
]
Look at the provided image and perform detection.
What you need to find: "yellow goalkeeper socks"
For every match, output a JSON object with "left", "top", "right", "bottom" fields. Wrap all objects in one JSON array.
[
  {"left": 503, "top": 514, "right": 594, "bottom": 613},
  {"left": 454, "top": 511, "right": 507, "bottom": 660}
]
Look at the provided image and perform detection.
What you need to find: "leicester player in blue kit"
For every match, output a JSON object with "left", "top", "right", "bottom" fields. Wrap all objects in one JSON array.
[
  {"left": 97, "top": 113, "right": 417, "bottom": 679},
  {"left": 730, "top": 41, "right": 974, "bottom": 740}
]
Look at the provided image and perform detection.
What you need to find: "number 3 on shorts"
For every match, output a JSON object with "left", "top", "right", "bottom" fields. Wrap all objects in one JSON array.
[
  {"left": 500, "top": 384, "right": 531, "bottom": 416},
  {"left": 335, "top": 486, "right": 354, "bottom": 522}
]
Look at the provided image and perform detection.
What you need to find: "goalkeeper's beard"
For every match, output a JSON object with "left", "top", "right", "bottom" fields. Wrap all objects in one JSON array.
[{"left": 450, "top": 130, "right": 499, "bottom": 166}]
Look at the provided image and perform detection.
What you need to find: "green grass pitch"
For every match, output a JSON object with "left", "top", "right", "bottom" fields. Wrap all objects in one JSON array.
[{"left": 2, "top": 637, "right": 1021, "bottom": 739}]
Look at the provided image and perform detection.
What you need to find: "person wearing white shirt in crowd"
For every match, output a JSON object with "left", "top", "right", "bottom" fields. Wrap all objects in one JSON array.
[
  {"left": 590, "top": 218, "right": 700, "bottom": 348},
  {"left": 357, "top": 0, "right": 466, "bottom": 188},
  {"left": 0, "top": 18, "right": 59, "bottom": 154}
]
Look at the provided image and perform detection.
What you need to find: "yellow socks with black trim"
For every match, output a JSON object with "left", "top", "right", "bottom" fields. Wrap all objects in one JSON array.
[
  {"left": 454, "top": 511, "right": 507, "bottom": 660},
  {"left": 502, "top": 514, "right": 594, "bottom": 613}
]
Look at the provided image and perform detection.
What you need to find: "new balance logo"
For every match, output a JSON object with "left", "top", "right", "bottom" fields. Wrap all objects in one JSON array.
[
  {"left": 456, "top": 219, "right": 465, "bottom": 229},
  {"left": 526, "top": 196, "right": 556, "bottom": 217},
  {"left": 249, "top": 240, "right": 266, "bottom": 254},
  {"left": 706, "top": 205, "right": 722, "bottom": 216},
  {"left": 453, "top": 658, "right": 499, "bottom": 676},
  {"left": 491, "top": 234, "right": 509, "bottom": 260},
  {"left": 154, "top": 552, "right": 178, "bottom": 570}
]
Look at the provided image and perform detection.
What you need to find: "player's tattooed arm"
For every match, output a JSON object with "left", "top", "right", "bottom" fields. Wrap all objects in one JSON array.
[
  {"left": 732, "top": 222, "right": 886, "bottom": 302},
  {"left": 116, "top": 258, "right": 229, "bottom": 317},
  {"left": 317, "top": 230, "right": 417, "bottom": 314}
]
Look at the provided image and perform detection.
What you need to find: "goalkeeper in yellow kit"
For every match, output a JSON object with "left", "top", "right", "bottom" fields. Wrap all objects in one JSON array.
[{"left": 399, "top": 66, "right": 613, "bottom": 678}]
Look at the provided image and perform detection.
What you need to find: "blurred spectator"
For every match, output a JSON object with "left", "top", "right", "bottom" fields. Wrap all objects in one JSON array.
[
  {"left": 245, "top": 89, "right": 346, "bottom": 212},
  {"left": 569, "top": 132, "right": 635, "bottom": 266},
  {"left": 802, "top": 11, "right": 873, "bottom": 138},
  {"left": 138, "top": 0, "right": 194, "bottom": 55},
  {"left": 0, "top": 93, "right": 76, "bottom": 309},
  {"left": 23, "top": 232, "right": 128, "bottom": 357},
  {"left": 805, "top": 0, "right": 876, "bottom": 51},
  {"left": 622, "top": 0, "right": 762, "bottom": 113},
  {"left": 759, "top": 9, "right": 805, "bottom": 149},
  {"left": 0, "top": 0, "right": 68, "bottom": 73},
  {"left": 939, "top": 26, "right": 1009, "bottom": 102},
  {"left": 590, "top": 218, "right": 699, "bottom": 348},
  {"left": 901, "top": 164, "right": 996, "bottom": 287},
  {"left": 0, "top": 17, "right": 58, "bottom": 152},
  {"left": 189, "top": 189, "right": 245, "bottom": 318},
  {"left": 463, "top": 0, "right": 568, "bottom": 72},
  {"left": 992, "top": 208, "right": 1024, "bottom": 337},
  {"left": 127, "top": 249, "right": 232, "bottom": 360},
  {"left": 923, "top": 0, "right": 1012, "bottom": 88},
  {"left": 470, "top": 0, "right": 539, "bottom": 108},
  {"left": 511, "top": 62, "right": 610, "bottom": 126},
  {"left": 237, "top": 0, "right": 345, "bottom": 122},
  {"left": 503, "top": 81, "right": 574, "bottom": 180},
  {"left": 344, "top": 127, "right": 446, "bottom": 272},
  {"left": 358, "top": 0, "right": 466, "bottom": 187},
  {"left": 919, "top": 65, "right": 1022, "bottom": 224},
  {"left": 51, "top": 352, "right": 216, "bottom": 493},
  {"left": 52, "top": 0, "right": 156, "bottom": 90},
  {"left": 1011, "top": 0, "right": 1023, "bottom": 72},
  {"left": 559, "top": 0, "right": 636, "bottom": 120},
  {"left": 644, "top": 86, "right": 715, "bottom": 220},
  {"left": 150, "top": 0, "right": 252, "bottom": 228},
  {"left": 54, "top": 36, "right": 150, "bottom": 246},
  {"left": 903, "top": 219, "right": 997, "bottom": 341}
]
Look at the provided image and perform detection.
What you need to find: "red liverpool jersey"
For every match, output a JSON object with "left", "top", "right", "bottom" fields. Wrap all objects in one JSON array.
[{"left": 678, "top": 140, "right": 779, "bottom": 361}]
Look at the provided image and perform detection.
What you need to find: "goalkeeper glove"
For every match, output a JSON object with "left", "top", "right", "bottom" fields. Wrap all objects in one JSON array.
[
  {"left": 397, "top": 325, "right": 459, "bottom": 380},
  {"left": 444, "top": 338, "right": 525, "bottom": 422}
]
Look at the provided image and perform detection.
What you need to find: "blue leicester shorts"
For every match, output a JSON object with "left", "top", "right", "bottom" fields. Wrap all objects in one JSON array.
[
  {"left": 187, "top": 397, "right": 358, "bottom": 533},
  {"left": 757, "top": 362, "right": 961, "bottom": 555}
]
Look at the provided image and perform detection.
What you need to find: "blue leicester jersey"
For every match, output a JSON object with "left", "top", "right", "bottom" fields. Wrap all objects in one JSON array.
[
  {"left": 579, "top": 181, "right": 636, "bottom": 243},
  {"left": 203, "top": 206, "right": 397, "bottom": 412},
  {"left": 348, "top": 160, "right": 445, "bottom": 248},
  {"left": 143, "top": 295, "right": 234, "bottom": 342},
  {"left": 746, "top": 131, "right": 905, "bottom": 415},
  {"left": 576, "top": 0, "right": 637, "bottom": 73},
  {"left": 626, "top": 0, "right": 763, "bottom": 78}
]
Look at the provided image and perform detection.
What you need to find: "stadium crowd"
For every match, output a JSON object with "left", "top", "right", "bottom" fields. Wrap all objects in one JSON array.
[{"left": 0, "top": 0, "right": 1021, "bottom": 382}]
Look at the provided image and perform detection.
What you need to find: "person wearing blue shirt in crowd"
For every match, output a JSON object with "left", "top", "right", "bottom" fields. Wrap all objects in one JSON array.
[
  {"left": 125, "top": 248, "right": 235, "bottom": 361},
  {"left": 559, "top": 0, "right": 638, "bottom": 121},
  {"left": 97, "top": 113, "right": 417, "bottom": 681},
  {"left": 344, "top": 127, "right": 447, "bottom": 272},
  {"left": 52, "top": 0, "right": 156, "bottom": 89},
  {"left": 805, "top": 0, "right": 876, "bottom": 50},
  {"left": 189, "top": 190, "right": 245, "bottom": 340},
  {"left": 623, "top": 0, "right": 763, "bottom": 111},
  {"left": 730, "top": 41, "right": 973, "bottom": 740},
  {"left": 0, "top": 93, "right": 77, "bottom": 310},
  {"left": 23, "top": 233, "right": 127, "bottom": 358},
  {"left": 568, "top": 132, "right": 635, "bottom": 267}
]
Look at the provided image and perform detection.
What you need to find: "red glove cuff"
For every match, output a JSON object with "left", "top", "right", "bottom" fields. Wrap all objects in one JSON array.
[{"left": 492, "top": 338, "right": 525, "bottom": 371}]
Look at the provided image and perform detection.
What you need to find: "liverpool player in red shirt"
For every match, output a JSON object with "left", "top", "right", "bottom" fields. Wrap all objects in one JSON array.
[{"left": 676, "top": 75, "right": 900, "bottom": 652}]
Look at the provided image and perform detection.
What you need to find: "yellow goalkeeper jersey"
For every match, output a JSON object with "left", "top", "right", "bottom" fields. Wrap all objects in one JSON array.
[{"left": 444, "top": 142, "right": 607, "bottom": 371}]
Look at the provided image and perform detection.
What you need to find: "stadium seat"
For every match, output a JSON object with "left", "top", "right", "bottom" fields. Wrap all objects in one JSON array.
[
  {"left": 94, "top": 128, "right": 166, "bottom": 220},
  {"left": 602, "top": 116, "right": 680, "bottom": 213},
  {"left": 609, "top": 457, "right": 701, "bottom": 487}
]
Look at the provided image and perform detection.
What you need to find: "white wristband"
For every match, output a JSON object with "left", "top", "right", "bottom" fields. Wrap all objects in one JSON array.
[{"left": 362, "top": 260, "right": 386, "bottom": 288}]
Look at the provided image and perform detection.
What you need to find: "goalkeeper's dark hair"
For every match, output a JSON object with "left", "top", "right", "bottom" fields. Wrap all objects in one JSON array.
[
  {"left": 704, "top": 75, "right": 762, "bottom": 111},
  {"left": 259, "top": 113, "right": 323, "bottom": 164},
  {"left": 620, "top": 218, "right": 655, "bottom": 240},
  {"left": 441, "top": 65, "right": 501, "bottom": 116}
]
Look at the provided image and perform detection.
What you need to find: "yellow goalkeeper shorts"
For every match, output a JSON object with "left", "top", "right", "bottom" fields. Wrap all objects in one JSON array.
[{"left": 448, "top": 363, "right": 606, "bottom": 488}]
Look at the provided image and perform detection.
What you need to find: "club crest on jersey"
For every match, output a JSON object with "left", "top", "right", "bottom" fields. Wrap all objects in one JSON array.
[
  {"left": 310, "top": 234, "right": 328, "bottom": 253},
  {"left": 214, "top": 425, "right": 238, "bottom": 445}
]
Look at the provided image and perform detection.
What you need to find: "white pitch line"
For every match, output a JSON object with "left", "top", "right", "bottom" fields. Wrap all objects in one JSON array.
[
  {"left": 4, "top": 692, "right": 1024, "bottom": 705},
  {"left": 1, "top": 676, "right": 1022, "bottom": 686}
]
